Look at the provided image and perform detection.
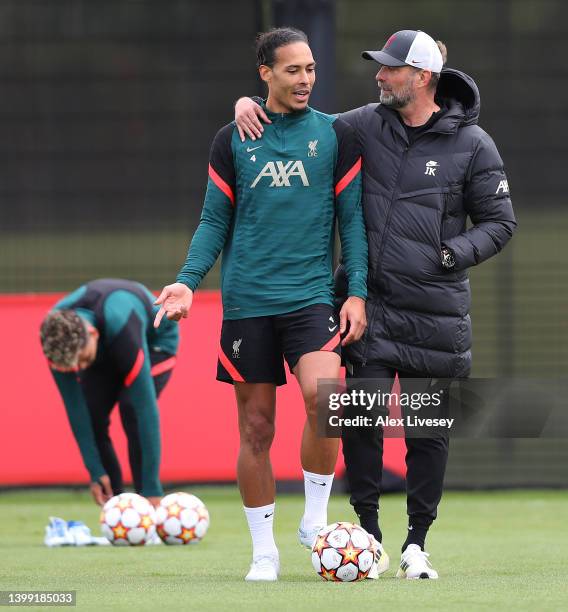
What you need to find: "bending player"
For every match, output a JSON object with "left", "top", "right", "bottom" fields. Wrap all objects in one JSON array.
[
  {"left": 40, "top": 278, "right": 179, "bottom": 507},
  {"left": 154, "top": 28, "right": 368, "bottom": 581}
]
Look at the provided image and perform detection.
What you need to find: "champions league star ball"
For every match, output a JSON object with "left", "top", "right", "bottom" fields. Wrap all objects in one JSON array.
[
  {"left": 311, "top": 522, "right": 375, "bottom": 582},
  {"left": 155, "top": 492, "right": 210, "bottom": 545},
  {"left": 100, "top": 493, "right": 156, "bottom": 546}
]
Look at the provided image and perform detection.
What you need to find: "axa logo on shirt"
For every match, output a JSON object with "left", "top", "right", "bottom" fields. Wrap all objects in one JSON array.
[{"left": 251, "top": 160, "right": 310, "bottom": 188}]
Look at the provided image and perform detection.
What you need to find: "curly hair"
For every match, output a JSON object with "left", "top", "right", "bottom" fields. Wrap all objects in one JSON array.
[{"left": 40, "top": 310, "right": 87, "bottom": 367}]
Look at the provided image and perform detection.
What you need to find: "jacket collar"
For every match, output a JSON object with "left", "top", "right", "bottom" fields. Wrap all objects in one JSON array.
[
  {"left": 261, "top": 101, "right": 311, "bottom": 124},
  {"left": 375, "top": 67, "right": 480, "bottom": 139},
  {"left": 377, "top": 99, "right": 461, "bottom": 140}
]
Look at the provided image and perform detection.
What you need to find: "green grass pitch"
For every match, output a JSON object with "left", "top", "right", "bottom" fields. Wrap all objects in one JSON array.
[{"left": 1, "top": 488, "right": 567, "bottom": 611}]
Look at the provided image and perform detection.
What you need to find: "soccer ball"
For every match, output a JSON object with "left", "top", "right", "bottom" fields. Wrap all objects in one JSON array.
[
  {"left": 100, "top": 493, "right": 156, "bottom": 546},
  {"left": 311, "top": 522, "right": 375, "bottom": 582},
  {"left": 155, "top": 492, "right": 210, "bottom": 545}
]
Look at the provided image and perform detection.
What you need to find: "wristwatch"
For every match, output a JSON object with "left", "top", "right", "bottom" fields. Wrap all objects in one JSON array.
[{"left": 441, "top": 246, "right": 456, "bottom": 270}]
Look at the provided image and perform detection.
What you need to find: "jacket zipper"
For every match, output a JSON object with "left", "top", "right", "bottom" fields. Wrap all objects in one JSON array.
[
  {"left": 360, "top": 145, "right": 410, "bottom": 366},
  {"left": 441, "top": 191, "right": 450, "bottom": 244},
  {"left": 376, "top": 145, "right": 410, "bottom": 273}
]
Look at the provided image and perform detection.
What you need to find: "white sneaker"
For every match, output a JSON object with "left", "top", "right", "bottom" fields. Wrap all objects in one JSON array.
[
  {"left": 396, "top": 544, "right": 439, "bottom": 579},
  {"left": 67, "top": 521, "right": 93, "bottom": 546},
  {"left": 44, "top": 517, "right": 74, "bottom": 547},
  {"left": 245, "top": 554, "right": 280, "bottom": 582},
  {"left": 298, "top": 519, "right": 323, "bottom": 549},
  {"left": 366, "top": 536, "right": 390, "bottom": 579}
]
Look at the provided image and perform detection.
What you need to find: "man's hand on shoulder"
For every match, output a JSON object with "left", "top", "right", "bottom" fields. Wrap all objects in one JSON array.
[
  {"left": 339, "top": 296, "right": 367, "bottom": 346},
  {"left": 235, "top": 97, "right": 271, "bottom": 142},
  {"left": 153, "top": 283, "right": 193, "bottom": 327}
]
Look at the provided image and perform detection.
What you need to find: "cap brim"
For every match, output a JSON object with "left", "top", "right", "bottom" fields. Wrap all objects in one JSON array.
[{"left": 361, "top": 50, "right": 408, "bottom": 66}]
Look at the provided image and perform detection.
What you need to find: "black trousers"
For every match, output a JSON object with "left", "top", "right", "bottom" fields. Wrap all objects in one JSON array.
[
  {"left": 341, "top": 362, "right": 449, "bottom": 532},
  {"left": 80, "top": 351, "right": 174, "bottom": 495}
]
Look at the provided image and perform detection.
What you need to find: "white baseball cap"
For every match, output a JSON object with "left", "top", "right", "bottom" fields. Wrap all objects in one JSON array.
[{"left": 362, "top": 30, "right": 443, "bottom": 73}]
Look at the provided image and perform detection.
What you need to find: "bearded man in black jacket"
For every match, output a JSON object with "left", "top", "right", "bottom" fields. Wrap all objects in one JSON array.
[{"left": 235, "top": 29, "right": 516, "bottom": 580}]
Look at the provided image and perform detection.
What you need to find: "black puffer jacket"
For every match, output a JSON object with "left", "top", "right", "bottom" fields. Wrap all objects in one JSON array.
[{"left": 336, "top": 68, "right": 516, "bottom": 377}]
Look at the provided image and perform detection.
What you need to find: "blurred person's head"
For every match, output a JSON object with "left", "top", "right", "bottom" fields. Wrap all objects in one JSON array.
[
  {"left": 256, "top": 27, "right": 315, "bottom": 113},
  {"left": 40, "top": 310, "right": 99, "bottom": 372},
  {"left": 362, "top": 30, "right": 447, "bottom": 110}
]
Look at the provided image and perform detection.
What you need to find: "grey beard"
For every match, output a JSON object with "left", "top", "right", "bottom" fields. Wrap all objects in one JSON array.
[{"left": 380, "top": 87, "right": 415, "bottom": 109}]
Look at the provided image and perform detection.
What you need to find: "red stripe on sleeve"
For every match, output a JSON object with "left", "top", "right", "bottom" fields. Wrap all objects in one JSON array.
[
  {"left": 150, "top": 356, "right": 177, "bottom": 377},
  {"left": 335, "top": 157, "right": 362, "bottom": 197},
  {"left": 218, "top": 346, "right": 245, "bottom": 382},
  {"left": 208, "top": 163, "right": 235, "bottom": 206},
  {"left": 320, "top": 332, "right": 341, "bottom": 352},
  {"left": 124, "top": 349, "right": 145, "bottom": 387}
]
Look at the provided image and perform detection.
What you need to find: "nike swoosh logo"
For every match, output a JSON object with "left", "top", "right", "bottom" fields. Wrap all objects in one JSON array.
[
  {"left": 408, "top": 525, "right": 413, "bottom": 530},
  {"left": 328, "top": 325, "right": 338, "bottom": 332},
  {"left": 247, "top": 145, "right": 263, "bottom": 152},
  {"left": 309, "top": 479, "right": 326, "bottom": 487},
  {"left": 264, "top": 512, "right": 274, "bottom": 518}
]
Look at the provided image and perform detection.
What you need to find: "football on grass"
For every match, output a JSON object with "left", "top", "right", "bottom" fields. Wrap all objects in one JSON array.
[
  {"left": 155, "top": 492, "right": 210, "bottom": 545},
  {"left": 311, "top": 522, "right": 375, "bottom": 581},
  {"left": 100, "top": 493, "right": 156, "bottom": 546}
]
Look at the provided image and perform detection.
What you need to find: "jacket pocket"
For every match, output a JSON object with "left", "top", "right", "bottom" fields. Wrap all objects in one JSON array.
[
  {"left": 440, "top": 187, "right": 466, "bottom": 241},
  {"left": 440, "top": 192, "right": 450, "bottom": 245}
]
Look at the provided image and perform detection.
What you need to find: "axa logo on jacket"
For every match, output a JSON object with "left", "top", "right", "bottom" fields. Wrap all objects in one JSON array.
[{"left": 496, "top": 179, "right": 509, "bottom": 194}]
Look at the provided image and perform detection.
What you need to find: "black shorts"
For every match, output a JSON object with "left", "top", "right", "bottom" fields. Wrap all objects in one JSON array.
[{"left": 217, "top": 303, "right": 341, "bottom": 386}]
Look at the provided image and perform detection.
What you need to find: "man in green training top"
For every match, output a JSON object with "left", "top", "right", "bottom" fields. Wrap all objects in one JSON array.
[
  {"left": 40, "top": 278, "right": 179, "bottom": 507},
  {"left": 154, "top": 28, "right": 368, "bottom": 581}
]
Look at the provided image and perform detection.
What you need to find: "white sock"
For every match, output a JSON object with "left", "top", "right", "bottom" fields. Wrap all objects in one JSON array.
[
  {"left": 302, "top": 469, "right": 334, "bottom": 531},
  {"left": 243, "top": 503, "right": 278, "bottom": 559}
]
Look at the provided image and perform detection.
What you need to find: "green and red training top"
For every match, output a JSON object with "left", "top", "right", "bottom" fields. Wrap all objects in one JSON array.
[
  {"left": 177, "top": 104, "right": 368, "bottom": 319},
  {"left": 49, "top": 279, "right": 179, "bottom": 497}
]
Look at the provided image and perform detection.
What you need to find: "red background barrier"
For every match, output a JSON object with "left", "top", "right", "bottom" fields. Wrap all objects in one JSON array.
[{"left": 0, "top": 291, "right": 405, "bottom": 486}]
